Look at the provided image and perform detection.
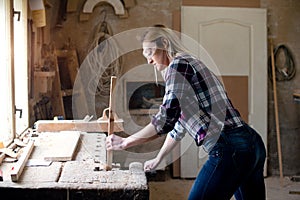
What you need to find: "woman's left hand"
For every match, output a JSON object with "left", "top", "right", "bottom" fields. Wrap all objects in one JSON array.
[{"left": 144, "top": 157, "right": 161, "bottom": 172}]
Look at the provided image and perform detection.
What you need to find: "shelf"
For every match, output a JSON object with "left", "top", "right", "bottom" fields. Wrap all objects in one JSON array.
[{"left": 129, "top": 109, "right": 159, "bottom": 115}]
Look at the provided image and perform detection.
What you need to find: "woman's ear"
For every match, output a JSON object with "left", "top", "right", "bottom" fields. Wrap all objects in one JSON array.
[{"left": 162, "top": 38, "right": 169, "bottom": 49}]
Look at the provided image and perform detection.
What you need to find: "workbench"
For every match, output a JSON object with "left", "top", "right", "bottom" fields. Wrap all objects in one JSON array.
[{"left": 0, "top": 132, "right": 149, "bottom": 200}]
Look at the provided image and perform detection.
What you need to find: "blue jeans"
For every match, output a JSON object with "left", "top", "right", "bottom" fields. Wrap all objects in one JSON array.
[{"left": 188, "top": 124, "right": 266, "bottom": 200}]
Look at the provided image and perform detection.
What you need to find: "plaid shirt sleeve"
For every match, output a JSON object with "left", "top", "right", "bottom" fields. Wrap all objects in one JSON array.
[{"left": 169, "top": 121, "right": 186, "bottom": 141}]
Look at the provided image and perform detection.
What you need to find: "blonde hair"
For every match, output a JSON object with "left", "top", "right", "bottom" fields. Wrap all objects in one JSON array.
[{"left": 139, "top": 25, "right": 189, "bottom": 59}]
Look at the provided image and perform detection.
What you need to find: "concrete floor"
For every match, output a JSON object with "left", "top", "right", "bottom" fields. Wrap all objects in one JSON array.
[{"left": 149, "top": 170, "right": 300, "bottom": 200}]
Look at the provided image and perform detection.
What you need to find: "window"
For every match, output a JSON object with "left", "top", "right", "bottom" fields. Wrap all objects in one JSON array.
[{"left": 0, "top": 0, "right": 28, "bottom": 146}]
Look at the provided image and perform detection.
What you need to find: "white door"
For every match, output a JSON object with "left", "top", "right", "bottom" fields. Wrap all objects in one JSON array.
[{"left": 180, "top": 6, "right": 267, "bottom": 178}]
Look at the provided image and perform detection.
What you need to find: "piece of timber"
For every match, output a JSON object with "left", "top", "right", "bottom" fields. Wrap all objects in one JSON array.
[
  {"left": 0, "top": 148, "right": 18, "bottom": 158},
  {"left": 107, "top": 76, "right": 117, "bottom": 169},
  {"left": 42, "top": 131, "right": 81, "bottom": 161},
  {"left": 0, "top": 142, "right": 18, "bottom": 164},
  {"left": 10, "top": 140, "right": 35, "bottom": 182},
  {"left": 35, "top": 119, "right": 124, "bottom": 133}
]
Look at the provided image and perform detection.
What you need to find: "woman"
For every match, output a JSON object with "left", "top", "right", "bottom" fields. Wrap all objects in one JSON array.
[{"left": 106, "top": 26, "right": 266, "bottom": 200}]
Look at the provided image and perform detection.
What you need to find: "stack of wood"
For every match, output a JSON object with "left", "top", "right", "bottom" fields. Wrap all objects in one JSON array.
[{"left": 0, "top": 129, "right": 35, "bottom": 182}]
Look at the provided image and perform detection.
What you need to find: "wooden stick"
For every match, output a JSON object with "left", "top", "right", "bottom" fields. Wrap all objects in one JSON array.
[
  {"left": 35, "top": 119, "right": 124, "bottom": 133},
  {"left": 106, "top": 76, "right": 117, "bottom": 170},
  {"left": 10, "top": 140, "right": 34, "bottom": 182},
  {"left": 270, "top": 39, "right": 284, "bottom": 184}
]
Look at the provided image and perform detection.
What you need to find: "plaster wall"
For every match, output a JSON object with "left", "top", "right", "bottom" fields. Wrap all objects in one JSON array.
[
  {"left": 261, "top": 0, "right": 300, "bottom": 176},
  {"left": 45, "top": 0, "right": 300, "bottom": 175}
]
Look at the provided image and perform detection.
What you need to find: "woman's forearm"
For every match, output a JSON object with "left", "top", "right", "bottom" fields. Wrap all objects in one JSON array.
[
  {"left": 144, "top": 133, "right": 179, "bottom": 171},
  {"left": 123, "top": 123, "right": 159, "bottom": 149},
  {"left": 156, "top": 133, "right": 179, "bottom": 161}
]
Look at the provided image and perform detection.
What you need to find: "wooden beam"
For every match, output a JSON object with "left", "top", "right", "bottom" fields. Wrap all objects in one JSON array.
[
  {"left": 182, "top": 0, "right": 260, "bottom": 7},
  {"left": 34, "top": 119, "right": 124, "bottom": 133},
  {"left": 10, "top": 140, "right": 34, "bottom": 182}
]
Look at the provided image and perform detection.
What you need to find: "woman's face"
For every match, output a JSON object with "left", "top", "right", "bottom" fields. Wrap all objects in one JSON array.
[{"left": 142, "top": 41, "right": 170, "bottom": 71}]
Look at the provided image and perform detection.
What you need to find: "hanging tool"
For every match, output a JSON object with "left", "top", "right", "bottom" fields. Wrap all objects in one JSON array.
[{"left": 270, "top": 38, "right": 284, "bottom": 185}]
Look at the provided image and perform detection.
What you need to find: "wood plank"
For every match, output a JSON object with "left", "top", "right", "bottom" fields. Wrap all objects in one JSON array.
[
  {"left": 40, "top": 131, "right": 80, "bottom": 161},
  {"left": 0, "top": 148, "right": 18, "bottom": 158},
  {"left": 10, "top": 140, "right": 35, "bottom": 182},
  {"left": 129, "top": 109, "right": 159, "bottom": 115},
  {"left": 51, "top": 48, "right": 65, "bottom": 118},
  {"left": 182, "top": 0, "right": 260, "bottom": 8},
  {"left": 0, "top": 142, "right": 17, "bottom": 164},
  {"left": 270, "top": 39, "right": 284, "bottom": 184},
  {"left": 35, "top": 119, "right": 124, "bottom": 133}
]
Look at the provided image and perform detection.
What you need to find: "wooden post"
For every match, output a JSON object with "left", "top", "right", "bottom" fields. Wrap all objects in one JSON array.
[
  {"left": 106, "top": 76, "right": 117, "bottom": 170},
  {"left": 270, "top": 39, "right": 284, "bottom": 184}
]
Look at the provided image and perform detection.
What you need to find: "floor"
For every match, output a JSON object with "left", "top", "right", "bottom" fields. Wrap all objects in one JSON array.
[{"left": 149, "top": 169, "right": 300, "bottom": 200}]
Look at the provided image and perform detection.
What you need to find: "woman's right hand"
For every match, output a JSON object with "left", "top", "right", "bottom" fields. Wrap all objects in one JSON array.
[{"left": 106, "top": 134, "right": 126, "bottom": 151}]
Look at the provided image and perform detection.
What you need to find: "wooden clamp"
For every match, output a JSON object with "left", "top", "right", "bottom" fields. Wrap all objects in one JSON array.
[{"left": 106, "top": 76, "right": 117, "bottom": 170}]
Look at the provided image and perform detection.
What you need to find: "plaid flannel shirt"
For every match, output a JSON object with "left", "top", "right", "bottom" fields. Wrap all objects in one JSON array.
[{"left": 151, "top": 53, "right": 244, "bottom": 151}]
